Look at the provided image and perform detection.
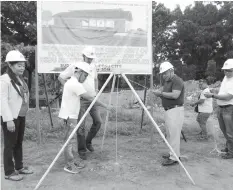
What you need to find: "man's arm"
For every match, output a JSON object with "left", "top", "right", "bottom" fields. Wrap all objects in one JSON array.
[
  {"left": 58, "top": 65, "right": 74, "bottom": 86},
  {"left": 212, "top": 93, "right": 233, "bottom": 101},
  {"left": 81, "top": 93, "right": 109, "bottom": 109},
  {"left": 58, "top": 76, "right": 67, "bottom": 86},
  {"left": 161, "top": 90, "right": 181, "bottom": 99}
]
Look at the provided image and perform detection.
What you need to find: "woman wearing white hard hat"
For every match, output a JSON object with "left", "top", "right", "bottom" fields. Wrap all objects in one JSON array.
[
  {"left": 0, "top": 50, "right": 33, "bottom": 181},
  {"left": 204, "top": 59, "right": 233, "bottom": 159},
  {"left": 149, "top": 61, "right": 185, "bottom": 166}
]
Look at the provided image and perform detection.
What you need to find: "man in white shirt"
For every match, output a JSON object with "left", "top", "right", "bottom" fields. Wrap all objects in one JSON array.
[
  {"left": 58, "top": 46, "right": 103, "bottom": 160},
  {"left": 205, "top": 59, "right": 233, "bottom": 159},
  {"left": 59, "top": 62, "right": 112, "bottom": 173}
]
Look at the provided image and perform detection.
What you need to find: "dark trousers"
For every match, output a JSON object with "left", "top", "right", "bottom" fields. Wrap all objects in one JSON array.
[
  {"left": 76, "top": 102, "right": 102, "bottom": 153},
  {"left": 1, "top": 116, "right": 25, "bottom": 175},
  {"left": 217, "top": 105, "right": 233, "bottom": 155}
]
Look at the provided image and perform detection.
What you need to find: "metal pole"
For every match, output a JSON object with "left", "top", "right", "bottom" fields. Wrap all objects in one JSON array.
[
  {"left": 35, "top": 46, "right": 41, "bottom": 144},
  {"left": 34, "top": 73, "right": 114, "bottom": 190},
  {"left": 42, "top": 74, "right": 53, "bottom": 128},
  {"left": 101, "top": 74, "right": 116, "bottom": 151},
  {"left": 122, "top": 74, "right": 195, "bottom": 185},
  {"left": 140, "top": 76, "right": 147, "bottom": 130}
]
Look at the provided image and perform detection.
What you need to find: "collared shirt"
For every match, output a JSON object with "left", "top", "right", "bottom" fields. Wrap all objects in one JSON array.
[
  {"left": 59, "top": 62, "right": 97, "bottom": 97},
  {"left": 59, "top": 76, "right": 86, "bottom": 120},
  {"left": 198, "top": 88, "right": 213, "bottom": 113},
  {"left": 162, "top": 74, "right": 184, "bottom": 108},
  {"left": 217, "top": 76, "right": 233, "bottom": 106}
]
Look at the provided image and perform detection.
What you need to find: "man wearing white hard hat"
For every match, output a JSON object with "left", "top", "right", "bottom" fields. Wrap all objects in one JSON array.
[
  {"left": 59, "top": 62, "right": 112, "bottom": 173},
  {"left": 58, "top": 46, "right": 105, "bottom": 160},
  {"left": 149, "top": 61, "right": 185, "bottom": 166},
  {"left": 204, "top": 59, "right": 233, "bottom": 159}
]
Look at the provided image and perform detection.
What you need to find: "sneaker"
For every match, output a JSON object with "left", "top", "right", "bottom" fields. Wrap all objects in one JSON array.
[
  {"left": 16, "top": 167, "right": 33, "bottom": 174},
  {"left": 162, "top": 153, "right": 170, "bottom": 159},
  {"left": 221, "top": 153, "right": 233, "bottom": 159},
  {"left": 64, "top": 162, "right": 80, "bottom": 174},
  {"left": 5, "top": 171, "right": 23, "bottom": 181},
  {"left": 197, "top": 135, "right": 208, "bottom": 140},
  {"left": 221, "top": 148, "right": 228, "bottom": 153},
  {"left": 74, "top": 161, "right": 85, "bottom": 169},
  {"left": 162, "top": 158, "right": 178, "bottom": 166},
  {"left": 86, "top": 144, "right": 94, "bottom": 152}
]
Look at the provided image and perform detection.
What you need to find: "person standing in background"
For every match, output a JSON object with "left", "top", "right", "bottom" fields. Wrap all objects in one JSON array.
[
  {"left": 191, "top": 79, "right": 213, "bottom": 140},
  {"left": 204, "top": 59, "right": 233, "bottom": 159}
]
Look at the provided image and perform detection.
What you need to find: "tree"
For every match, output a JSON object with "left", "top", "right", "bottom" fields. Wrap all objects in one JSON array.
[
  {"left": 1, "top": 1, "right": 37, "bottom": 91},
  {"left": 1, "top": 1, "right": 37, "bottom": 45}
]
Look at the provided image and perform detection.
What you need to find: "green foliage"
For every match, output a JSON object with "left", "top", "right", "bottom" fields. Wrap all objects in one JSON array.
[
  {"left": 152, "top": 1, "right": 233, "bottom": 81},
  {"left": 1, "top": 1, "right": 36, "bottom": 45}
]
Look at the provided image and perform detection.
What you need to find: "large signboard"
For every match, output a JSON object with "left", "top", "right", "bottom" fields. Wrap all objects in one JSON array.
[{"left": 37, "top": 1, "right": 152, "bottom": 74}]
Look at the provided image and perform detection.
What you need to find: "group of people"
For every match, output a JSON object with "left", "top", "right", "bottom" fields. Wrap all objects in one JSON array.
[
  {"left": 149, "top": 59, "right": 233, "bottom": 166},
  {"left": 1, "top": 47, "right": 233, "bottom": 182}
]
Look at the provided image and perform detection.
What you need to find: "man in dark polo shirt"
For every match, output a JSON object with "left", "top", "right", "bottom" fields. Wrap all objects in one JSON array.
[{"left": 150, "top": 61, "right": 184, "bottom": 166}]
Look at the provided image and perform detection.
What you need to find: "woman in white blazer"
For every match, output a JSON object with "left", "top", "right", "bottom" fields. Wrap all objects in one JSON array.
[{"left": 0, "top": 50, "right": 33, "bottom": 181}]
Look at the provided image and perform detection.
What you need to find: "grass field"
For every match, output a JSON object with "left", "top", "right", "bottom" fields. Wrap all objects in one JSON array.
[{"left": 2, "top": 80, "right": 232, "bottom": 190}]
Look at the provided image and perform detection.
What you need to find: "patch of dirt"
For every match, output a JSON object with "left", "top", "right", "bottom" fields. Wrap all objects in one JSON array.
[{"left": 1, "top": 109, "right": 233, "bottom": 190}]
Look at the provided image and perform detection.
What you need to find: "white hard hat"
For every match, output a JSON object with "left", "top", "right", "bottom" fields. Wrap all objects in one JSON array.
[
  {"left": 82, "top": 46, "right": 96, "bottom": 59},
  {"left": 221, "top": 59, "right": 233, "bottom": 70},
  {"left": 74, "top": 62, "right": 91, "bottom": 74},
  {"left": 5, "top": 50, "right": 26, "bottom": 62},
  {"left": 159, "top": 61, "right": 174, "bottom": 74}
]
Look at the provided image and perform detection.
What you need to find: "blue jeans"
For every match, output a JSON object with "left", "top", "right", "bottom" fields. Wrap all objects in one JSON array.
[
  {"left": 217, "top": 105, "right": 233, "bottom": 155},
  {"left": 76, "top": 101, "right": 102, "bottom": 153}
]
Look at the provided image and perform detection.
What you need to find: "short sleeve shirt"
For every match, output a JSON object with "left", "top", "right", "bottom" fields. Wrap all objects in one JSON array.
[
  {"left": 59, "top": 62, "right": 97, "bottom": 97},
  {"left": 217, "top": 76, "right": 233, "bottom": 106},
  {"left": 198, "top": 88, "right": 213, "bottom": 113},
  {"left": 162, "top": 75, "right": 184, "bottom": 108},
  {"left": 59, "top": 76, "right": 86, "bottom": 120}
]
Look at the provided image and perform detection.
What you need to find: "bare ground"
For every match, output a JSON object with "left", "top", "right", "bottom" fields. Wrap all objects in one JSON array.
[{"left": 1, "top": 110, "right": 233, "bottom": 190}]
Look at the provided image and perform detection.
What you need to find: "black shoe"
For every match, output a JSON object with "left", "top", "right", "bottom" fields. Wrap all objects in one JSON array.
[
  {"left": 162, "top": 153, "right": 170, "bottom": 159},
  {"left": 162, "top": 158, "right": 178, "bottom": 166},
  {"left": 86, "top": 144, "right": 94, "bottom": 152},
  {"left": 221, "top": 153, "right": 233, "bottom": 159},
  {"left": 221, "top": 148, "right": 228, "bottom": 153},
  {"left": 79, "top": 152, "right": 87, "bottom": 160}
]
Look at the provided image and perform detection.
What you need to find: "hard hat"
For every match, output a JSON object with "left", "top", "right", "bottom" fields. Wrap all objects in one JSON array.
[
  {"left": 82, "top": 46, "right": 96, "bottom": 59},
  {"left": 74, "top": 62, "right": 91, "bottom": 74},
  {"left": 221, "top": 59, "right": 233, "bottom": 70},
  {"left": 159, "top": 61, "right": 174, "bottom": 74},
  {"left": 5, "top": 50, "right": 26, "bottom": 62}
]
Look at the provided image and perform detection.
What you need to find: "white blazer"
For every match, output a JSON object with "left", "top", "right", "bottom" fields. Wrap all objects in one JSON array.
[{"left": 0, "top": 74, "right": 23, "bottom": 122}]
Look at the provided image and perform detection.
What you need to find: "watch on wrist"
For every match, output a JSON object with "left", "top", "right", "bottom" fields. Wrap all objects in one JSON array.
[{"left": 212, "top": 94, "right": 214, "bottom": 98}]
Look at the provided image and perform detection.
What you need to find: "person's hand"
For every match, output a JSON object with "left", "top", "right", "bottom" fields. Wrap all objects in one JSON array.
[
  {"left": 204, "top": 92, "right": 213, "bottom": 98},
  {"left": 7, "top": 121, "right": 15, "bottom": 132},
  {"left": 107, "top": 105, "right": 115, "bottom": 112},
  {"left": 152, "top": 90, "right": 162, "bottom": 97},
  {"left": 190, "top": 103, "right": 196, "bottom": 107}
]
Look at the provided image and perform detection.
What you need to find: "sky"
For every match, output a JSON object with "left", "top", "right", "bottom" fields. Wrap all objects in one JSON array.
[{"left": 156, "top": 0, "right": 195, "bottom": 11}]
